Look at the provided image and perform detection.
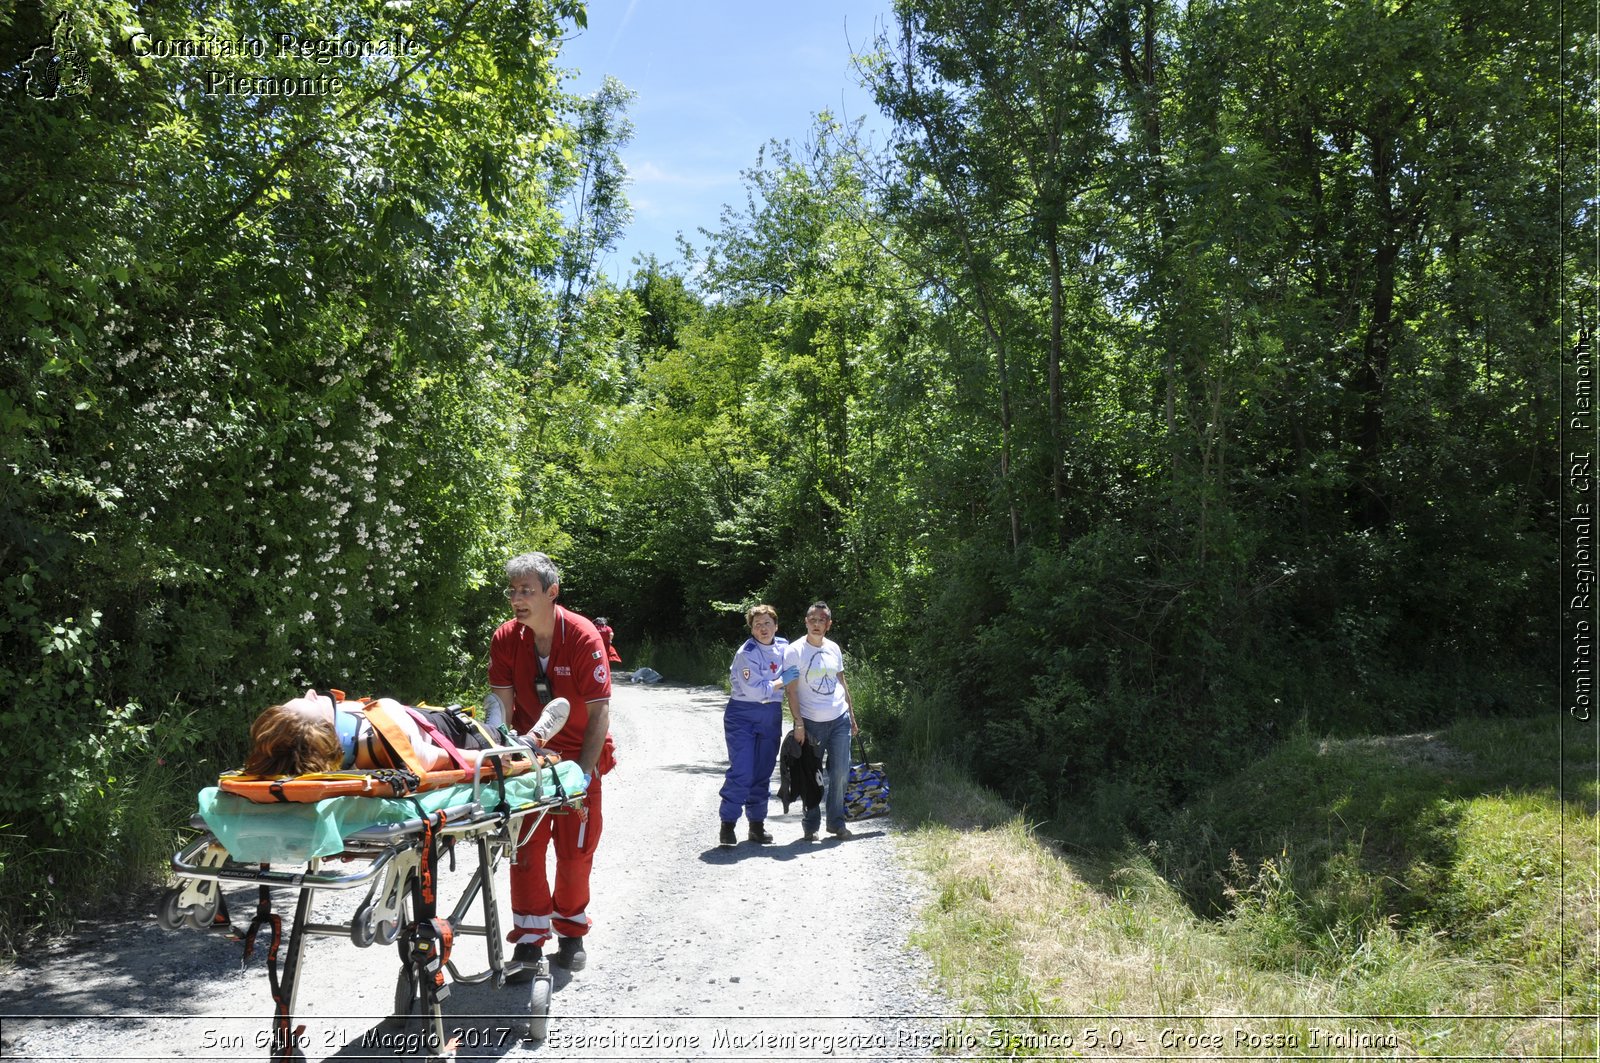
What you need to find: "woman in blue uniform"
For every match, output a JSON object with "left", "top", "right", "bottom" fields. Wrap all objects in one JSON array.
[{"left": 718, "top": 604, "right": 788, "bottom": 845}]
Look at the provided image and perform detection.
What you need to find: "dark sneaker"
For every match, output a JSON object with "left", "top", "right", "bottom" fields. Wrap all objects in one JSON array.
[
  {"left": 506, "top": 941, "right": 541, "bottom": 984},
  {"left": 747, "top": 822, "right": 773, "bottom": 844},
  {"left": 553, "top": 935, "right": 587, "bottom": 972},
  {"left": 719, "top": 821, "right": 737, "bottom": 847},
  {"left": 830, "top": 825, "right": 854, "bottom": 839},
  {"left": 802, "top": 830, "right": 818, "bottom": 842}
]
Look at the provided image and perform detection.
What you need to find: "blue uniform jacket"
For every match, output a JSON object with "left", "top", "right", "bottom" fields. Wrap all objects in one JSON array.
[{"left": 728, "top": 635, "right": 788, "bottom": 704}]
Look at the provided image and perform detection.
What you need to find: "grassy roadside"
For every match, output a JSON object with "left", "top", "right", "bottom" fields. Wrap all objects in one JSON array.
[
  {"left": 1, "top": 754, "right": 204, "bottom": 955},
  {"left": 892, "top": 716, "right": 1598, "bottom": 1058}
]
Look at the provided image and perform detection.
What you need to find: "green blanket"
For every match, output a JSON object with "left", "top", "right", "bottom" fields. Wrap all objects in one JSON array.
[{"left": 195, "top": 760, "right": 585, "bottom": 864}]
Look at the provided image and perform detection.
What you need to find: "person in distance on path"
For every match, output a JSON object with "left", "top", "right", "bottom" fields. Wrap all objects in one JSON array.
[{"left": 595, "top": 616, "right": 623, "bottom": 665}]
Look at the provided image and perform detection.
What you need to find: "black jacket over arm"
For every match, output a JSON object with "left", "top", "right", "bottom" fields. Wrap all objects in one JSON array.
[{"left": 776, "top": 729, "right": 822, "bottom": 811}]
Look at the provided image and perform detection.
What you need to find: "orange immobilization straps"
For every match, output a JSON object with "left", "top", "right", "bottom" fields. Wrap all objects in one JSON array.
[
  {"left": 359, "top": 699, "right": 474, "bottom": 775},
  {"left": 361, "top": 701, "right": 431, "bottom": 776},
  {"left": 412, "top": 916, "right": 454, "bottom": 990}
]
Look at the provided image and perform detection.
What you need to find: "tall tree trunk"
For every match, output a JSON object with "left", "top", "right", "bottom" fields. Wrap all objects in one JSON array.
[
  {"left": 897, "top": 14, "right": 1023, "bottom": 553},
  {"left": 988, "top": 303, "right": 1022, "bottom": 553},
  {"left": 1116, "top": 0, "right": 1179, "bottom": 496},
  {"left": 1046, "top": 224, "right": 1066, "bottom": 539},
  {"left": 1352, "top": 120, "right": 1398, "bottom": 530}
]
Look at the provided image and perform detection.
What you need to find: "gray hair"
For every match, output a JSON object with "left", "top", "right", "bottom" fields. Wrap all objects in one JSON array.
[{"left": 506, "top": 551, "right": 561, "bottom": 591}]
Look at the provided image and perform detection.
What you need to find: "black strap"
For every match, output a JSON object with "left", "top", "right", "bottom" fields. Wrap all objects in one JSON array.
[
  {"left": 548, "top": 758, "right": 569, "bottom": 805},
  {"left": 852, "top": 731, "right": 872, "bottom": 764},
  {"left": 532, "top": 651, "right": 554, "bottom": 706},
  {"left": 240, "top": 885, "right": 298, "bottom": 1060},
  {"left": 375, "top": 767, "right": 421, "bottom": 796},
  {"left": 486, "top": 746, "right": 509, "bottom": 827}
]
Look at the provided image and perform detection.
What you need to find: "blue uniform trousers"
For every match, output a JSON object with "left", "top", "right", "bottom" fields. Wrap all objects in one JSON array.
[{"left": 719, "top": 698, "right": 783, "bottom": 824}]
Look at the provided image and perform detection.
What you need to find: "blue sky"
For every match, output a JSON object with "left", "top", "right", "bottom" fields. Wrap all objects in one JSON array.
[{"left": 555, "top": 0, "right": 894, "bottom": 279}]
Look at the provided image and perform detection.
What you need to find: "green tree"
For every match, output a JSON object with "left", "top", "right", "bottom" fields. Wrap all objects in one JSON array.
[
  {"left": 0, "top": 0, "right": 585, "bottom": 945},
  {"left": 550, "top": 75, "right": 637, "bottom": 362},
  {"left": 871, "top": 0, "right": 1116, "bottom": 544}
]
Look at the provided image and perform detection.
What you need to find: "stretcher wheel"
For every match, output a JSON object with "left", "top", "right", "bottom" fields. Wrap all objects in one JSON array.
[
  {"left": 353, "top": 900, "right": 403, "bottom": 948},
  {"left": 156, "top": 888, "right": 186, "bottom": 931},
  {"left": 352, "top": 902, "right": 377, "bottom": 948},
  {"left": 526, "top": 974, "right": 552, "bottom": 1042},
  {"left": 182, "top": 887, "right": 220, "bottom": 931}
]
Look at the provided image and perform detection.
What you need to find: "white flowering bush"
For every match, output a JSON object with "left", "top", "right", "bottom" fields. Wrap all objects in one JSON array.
[{"left": 0, "top": 0, "right": 585, "bottom": 947}]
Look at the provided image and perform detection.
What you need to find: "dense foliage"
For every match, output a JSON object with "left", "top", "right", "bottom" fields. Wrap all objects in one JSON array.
[
  {"left": 550, "top": 0, "right": 1584, "bottom": 830},
  {"left": 0, "top": 0, "right": 586, "bottom": 942},
  {"left": 0, "top": 0, "right": 1585, "bottom": 943}
]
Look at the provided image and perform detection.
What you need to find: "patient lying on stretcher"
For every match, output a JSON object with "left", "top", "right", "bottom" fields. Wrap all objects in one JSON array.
[{"left": 243, "top": 689, "right": 567, "bottom": 779}]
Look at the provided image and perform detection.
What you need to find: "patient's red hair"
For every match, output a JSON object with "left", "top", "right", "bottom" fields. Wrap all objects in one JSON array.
[{"left": 244, "top": 703, "right": 342, "bottom": 777}]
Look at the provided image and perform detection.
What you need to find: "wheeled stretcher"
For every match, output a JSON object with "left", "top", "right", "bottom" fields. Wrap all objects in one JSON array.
[{"left": 160, "top": 749, "right": 586, "bottom": 1062}]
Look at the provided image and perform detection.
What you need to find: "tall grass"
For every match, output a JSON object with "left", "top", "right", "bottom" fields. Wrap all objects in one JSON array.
[
  {"left": 892, "top": 715, "right": 1599, "bottom": 1058},
  {"left": 1, "top": 751, "right": 202, "bottom": 955},
  {"left": 843, "top": 657, "right": 967, "bottom": 765}
]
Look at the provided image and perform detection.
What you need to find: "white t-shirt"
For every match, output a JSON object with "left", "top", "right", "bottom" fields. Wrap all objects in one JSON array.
[{"left": 784, "top": 637, "right": 848, "bottom": 722}]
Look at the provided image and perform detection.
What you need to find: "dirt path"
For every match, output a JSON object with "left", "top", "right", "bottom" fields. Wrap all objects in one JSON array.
[{"left": 3, "top": 683, "right": 957, "bottom": 1061}]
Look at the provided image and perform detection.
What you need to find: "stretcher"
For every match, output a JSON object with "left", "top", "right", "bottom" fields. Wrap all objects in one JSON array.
[{"left": 160, "top": 747, "right": 587, "bottom": 1062}]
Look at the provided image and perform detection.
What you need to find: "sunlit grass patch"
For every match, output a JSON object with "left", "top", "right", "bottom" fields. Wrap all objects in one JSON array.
[{"left": 897, "top": 717, "right": 1599, "bottom": 1058}]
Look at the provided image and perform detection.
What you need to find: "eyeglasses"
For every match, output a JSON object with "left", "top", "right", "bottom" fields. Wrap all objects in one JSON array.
[
  {"left": 505, "top": 585, "right": 543, "bottom": 600},
  {"left": 805, "top": 615, "right": 830, "bottom": 623}
]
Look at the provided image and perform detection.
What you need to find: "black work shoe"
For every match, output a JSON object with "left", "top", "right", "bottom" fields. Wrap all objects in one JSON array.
[
  {"left": 552, "top": 935, "right": 587, "bottom": 972},
  {"left": 802, "top": 830, "right": 818, "bottom": 842},
  {"left": 719, "top": 821, "right": 737, "bottom": 847},
  {"left": 506, "top": 942, "right": 541, "bottom": 984},
  {"left": 747, "top": 822, "right": 773, "bottom": 844},
  {"left": 830, "top": 825, "right": 855, "bottom": 839}
]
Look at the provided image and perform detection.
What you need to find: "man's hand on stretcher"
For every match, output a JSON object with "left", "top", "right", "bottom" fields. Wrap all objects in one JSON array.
[
  {"left": 394, "top": 696, "right": 572, "bottom": 773},
  {"left": 483, "top": 691, "right": 570, "bottom": 744},
  {"left": 476, "top": 693, "right": 570, "bottom": 762}
]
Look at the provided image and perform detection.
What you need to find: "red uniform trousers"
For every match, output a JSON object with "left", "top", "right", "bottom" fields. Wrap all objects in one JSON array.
[{"left": 508, "top": 772, "right": 603, "bottom": 946}]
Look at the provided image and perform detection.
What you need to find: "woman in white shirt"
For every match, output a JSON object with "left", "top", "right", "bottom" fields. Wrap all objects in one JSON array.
[{"left": 783, "top": 601, "right": 858, "bottom": 841}]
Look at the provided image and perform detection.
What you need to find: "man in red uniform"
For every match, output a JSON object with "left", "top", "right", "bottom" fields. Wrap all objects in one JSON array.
[
  {"left": 489, "top": 551, "right": 615, "bottom": 976},
  {"left": 594, "top": 616, "right": 623, "bottom": 664}
]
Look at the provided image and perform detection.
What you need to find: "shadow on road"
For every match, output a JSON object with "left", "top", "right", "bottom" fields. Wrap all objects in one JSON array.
[
  {"left": 655, "top": 760, "right": 727, "bottom": 777},
  {"left": 695, "top": 824, "right": 888, "bottom": 865},
  {"left": 325, "top": 975, "right": 538, "bottom": 1063}
]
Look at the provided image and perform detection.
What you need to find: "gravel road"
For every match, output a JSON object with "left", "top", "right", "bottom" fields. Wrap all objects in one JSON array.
[{"left": 3, "top": 683, "right": 958, "bottom": 1062}]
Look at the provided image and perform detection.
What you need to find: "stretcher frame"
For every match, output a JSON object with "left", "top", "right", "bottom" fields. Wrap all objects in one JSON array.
[{"left": 161, "top": 748, "right": 580, "bottom": 1062}]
